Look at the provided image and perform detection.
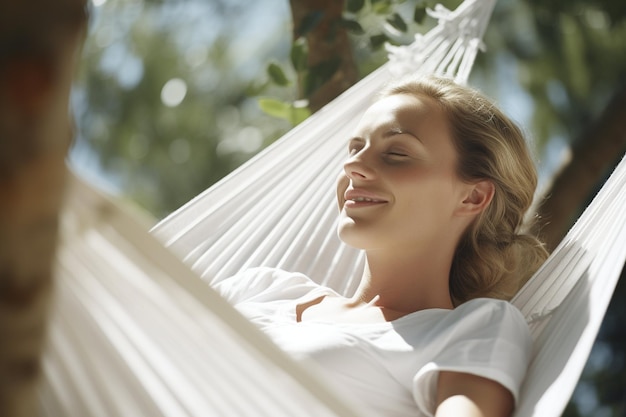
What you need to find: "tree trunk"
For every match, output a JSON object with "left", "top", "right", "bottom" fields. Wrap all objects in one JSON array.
[
  {"left": 289, "top": 0, "right": 358, "bottom": 112},
  {"left": 533, "top": 84, "right": 626, "bottom": 251},
  {"left": 0, "top": 1, "right": 87, "bottom": 416}
]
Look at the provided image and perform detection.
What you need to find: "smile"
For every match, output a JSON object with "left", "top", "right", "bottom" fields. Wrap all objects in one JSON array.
[
  {"left": 350, "top": 197, "right": 385, "bottom": 203},
  {"left": 344, "top": 198, "right": 387, "bottom": 209},
  {"left": 343, "top": 189, "right": 388, "bottom": 208}
]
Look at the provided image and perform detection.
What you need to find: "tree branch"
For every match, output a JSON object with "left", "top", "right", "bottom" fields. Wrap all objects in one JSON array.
[
  {"left": 289, "top": 0, "right": 358, "bottom": 112},
  {"left": 533, "top": 83, "right": 626, "bottom": 251}
]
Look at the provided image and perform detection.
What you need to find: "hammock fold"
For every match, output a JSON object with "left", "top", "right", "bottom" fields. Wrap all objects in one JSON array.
[
  {"left": 43, "top": 174, "right": 363, "bottom": 417},
  {"left": 41, "top": 0, "right": 626, "bottom": 415},
  {"left": 512, "top": 152, "right": 626, "bottom": 416}
]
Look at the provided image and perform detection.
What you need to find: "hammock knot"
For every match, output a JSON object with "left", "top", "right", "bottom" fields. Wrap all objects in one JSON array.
[
  {"left": 385, "top": 0, "right": 496, "bottom": 81},
  {"left": 469, "top": 37, "right": 486, "bottom": 53},
  {"left": 428, "top": 4, "right": 454, "bottom": 24},
  {"left": 386, "top": 34, "right": 428, "bottom": 78}
]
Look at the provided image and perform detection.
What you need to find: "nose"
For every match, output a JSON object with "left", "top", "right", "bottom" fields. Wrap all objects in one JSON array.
[{"left": 343, "top": 149, "right": 375, "bottom": 181}]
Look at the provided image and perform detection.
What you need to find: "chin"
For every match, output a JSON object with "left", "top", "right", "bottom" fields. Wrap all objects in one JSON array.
[
  {"left": 337, "top": 222, "right": 356, "bottom": 246},
  {"left": 337, "top": 223, "right": 372, "bottom": 250}
]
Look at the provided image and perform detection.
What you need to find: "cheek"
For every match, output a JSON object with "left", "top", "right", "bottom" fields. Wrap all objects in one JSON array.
[
  {"left": 336, "top": 172, "right": 349, "bottom": 210},
  {"left": 394, "top": 170, "right": 459, "bottom": 211}
]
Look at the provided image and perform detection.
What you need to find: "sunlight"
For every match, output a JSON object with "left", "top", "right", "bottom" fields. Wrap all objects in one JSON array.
[{"left": 161, "top": 78, "right": 187, "bottom": 107}]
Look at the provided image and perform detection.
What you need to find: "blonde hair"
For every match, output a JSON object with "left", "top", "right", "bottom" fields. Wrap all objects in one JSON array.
[{"left": 380, "top": 75, "right": 548, "bottom": 306}]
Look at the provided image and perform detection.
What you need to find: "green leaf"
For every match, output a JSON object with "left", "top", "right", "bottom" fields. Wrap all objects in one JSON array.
[
  {"left": 290, "top": 38, "right": 308, "bottom": 72},
  {"left": 340, "top": 18, "right": 365, "bottom": 35},
  {"left": 244, "top": 79, "right": 270, "bottom": 96},
  {"left": 295, "top": 11, "right": 323, "bottom": 37},
  {"left": 372, "top": 0, "right": 392, "bottom": 15},
  {"left": 288, "top": 102, "right": 311, "bottom": 125},
  {"left": 413, "top": 5, "right": 427, "bottom": 24},
  {"left": 267, "top": 62, "right": 289, "bottom": 86},
  {"left": 258, "top": 98, "right": 311, "bottom": 126},
  {"left": 304, "top": 57, "right": 342, "bottom": 96},
  {"left": 346, "top": 0, "right": 365, "bottom": 13},
  {"left": 369, "top": 33, "right": 388, "bottom": 49},
  {"left": 386, "top": 12, "right": 408, "bottom": 32},
  {"left": 258, "top": 97, "right": 290, "bottom": 119}
]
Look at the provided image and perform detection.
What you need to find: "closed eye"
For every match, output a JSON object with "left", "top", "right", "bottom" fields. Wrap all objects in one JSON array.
[{"left": 385, "top": 150, "right": 409, "bottom": 157}]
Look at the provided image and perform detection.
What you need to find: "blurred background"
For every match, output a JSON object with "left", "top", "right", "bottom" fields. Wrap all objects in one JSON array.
[{"left": 69, "top": 0, "right": 626, "bottom": 415}]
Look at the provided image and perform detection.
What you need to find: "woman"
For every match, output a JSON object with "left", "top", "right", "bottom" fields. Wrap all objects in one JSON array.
[{"left": 216, "top": 76, "right": 548, "bottom": 417}]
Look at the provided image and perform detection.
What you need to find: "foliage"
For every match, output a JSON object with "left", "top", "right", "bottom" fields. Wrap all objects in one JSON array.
[
  {"left": 256, "top": 0, "right": 462, "bottom": 123},
  {"left": 257, "top": 97, "right": 311, "bottom": 125},
  {"left": 482, "top": 0, "right": 626, "bottom": 151},
  {"left": 72, "top": 0, "right": 291, "bottom": 217}
]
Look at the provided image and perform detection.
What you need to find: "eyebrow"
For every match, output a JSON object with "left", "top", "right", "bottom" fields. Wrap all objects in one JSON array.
[
  {"left": 348, "top": 127, "right": 423, "bottom": 145},
  {"left": 383, "top": 127, "right": 423, "bottom": 143}
]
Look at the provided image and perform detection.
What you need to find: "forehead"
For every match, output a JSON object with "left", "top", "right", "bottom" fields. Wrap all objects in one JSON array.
[{"left": 356, "top": 93, "right": 446, "bottom": 134}]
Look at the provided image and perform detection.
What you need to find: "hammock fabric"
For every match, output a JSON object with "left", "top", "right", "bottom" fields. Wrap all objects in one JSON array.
[{"left": 41, "top": 0, "right": 626, "bottom": 415}]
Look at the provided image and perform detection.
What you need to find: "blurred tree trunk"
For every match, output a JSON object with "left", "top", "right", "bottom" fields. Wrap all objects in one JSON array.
[
  {"left": 0, "top": 1, "right": 87, "bottom": 416},
  {"left": 533, "top": 84, "right": 626, "bottom": 251},
  {"left": 289, "top": 0, "right": 358, "bottom": 112}
]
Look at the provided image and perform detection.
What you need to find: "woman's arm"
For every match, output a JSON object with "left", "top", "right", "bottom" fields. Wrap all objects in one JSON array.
[{"left": 435, "top": 371, "right": 515, "bottom": 417}]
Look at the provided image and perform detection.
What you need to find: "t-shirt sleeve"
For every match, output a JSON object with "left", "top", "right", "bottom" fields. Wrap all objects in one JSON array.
[
  {"left": 214, "top": 267, "right": 326, "bottom": 304},
  {"left": 412, "top": 299, "right": 532, "bottom": 416}
]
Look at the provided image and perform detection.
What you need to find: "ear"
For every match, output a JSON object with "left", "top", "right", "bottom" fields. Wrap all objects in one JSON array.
[{"left": 456, "top": 180, "right": 494, "bottom": 216}]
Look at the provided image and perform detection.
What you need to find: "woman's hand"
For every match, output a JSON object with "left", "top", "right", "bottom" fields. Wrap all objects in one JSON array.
[{"left": 435, "top": 371, "right": 515, "bottom": 417}]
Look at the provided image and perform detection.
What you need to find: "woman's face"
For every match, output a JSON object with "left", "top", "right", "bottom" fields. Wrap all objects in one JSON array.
[{"left": 336, "top": 93, "right": 469, "bottom": 251}]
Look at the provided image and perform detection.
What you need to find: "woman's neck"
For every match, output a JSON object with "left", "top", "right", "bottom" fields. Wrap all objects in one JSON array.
[{"left": 350, "top": 244, "right": 456, "bottom": 314}]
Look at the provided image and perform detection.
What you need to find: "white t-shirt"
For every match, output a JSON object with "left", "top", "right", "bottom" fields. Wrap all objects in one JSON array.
[{"left": 215, "top": 267, "right": 532, "bottom": 417}]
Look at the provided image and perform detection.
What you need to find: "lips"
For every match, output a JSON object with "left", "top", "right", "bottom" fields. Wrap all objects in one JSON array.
[{"left": 343, "top": 189, "right": 388, "bottom": 208}]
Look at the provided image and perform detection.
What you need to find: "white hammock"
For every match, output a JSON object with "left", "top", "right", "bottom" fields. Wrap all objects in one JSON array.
[{"left": 41, "top": 0, "right": 626, "bottom": 415}]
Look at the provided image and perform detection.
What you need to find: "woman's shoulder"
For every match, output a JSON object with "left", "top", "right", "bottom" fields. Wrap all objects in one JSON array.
[
  {"left": 214, "top": 267, "right": 334, "bottom": 304},
  {"left": 455, "top": 297, "right": 525, "bottom": 316},
  {"left": 454, "top": 297, "right": 528, "bottom": 326},
  {"left": 396, "top": 297, "right": 531, "bottom": 348},
  {"left": 439, "top": 298, "right": 532, "bottom": 348},
  {"left": 447, "top": 298, "right": 529, "bottom": 334},
  {"left": 410, "top": 298, "right": 533, "bottom": 413}
]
